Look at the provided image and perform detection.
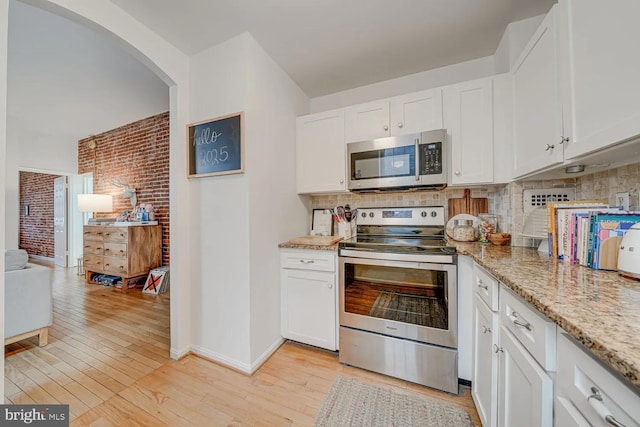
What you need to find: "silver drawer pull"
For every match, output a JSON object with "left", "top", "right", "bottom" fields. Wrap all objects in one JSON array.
[
  {"left": 478, "top": 282, "right": 489, "bottom": 291},
  {"left": 299, "top": 259, "right": 315, "bottom": 264},
  {"left": 588, "top": 386, "right": 627, "bottom": 427},
  {"left": 509, "top": 312, "right": 532, "bottom": 331}
]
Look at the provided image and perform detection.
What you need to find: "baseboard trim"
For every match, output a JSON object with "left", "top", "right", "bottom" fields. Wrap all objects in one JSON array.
[
  {"left": 249, "top": 337, "right": 285, "bottom": 374},
  {"left": 190, "top": 345, "right": 252, "bottom": 374},
  {"left": 170, "top": 346, "right": 191, "bottom": 360}
]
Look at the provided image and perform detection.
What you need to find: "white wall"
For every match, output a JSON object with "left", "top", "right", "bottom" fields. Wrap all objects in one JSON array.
[
  {"left": 494, "top": 14, "right": 546, "bottom": 73},
  {"left": 0, "top": 0, "right": 10, "bottom": 400},
  {"left": 245, "top": 36, "right": 309, "bottom": 365},
  {"left": 310, "top": 56, "right": 494, "bottom": 113},
  {"left": 188, "top": 34, "right": 253, "bottom": 369}
]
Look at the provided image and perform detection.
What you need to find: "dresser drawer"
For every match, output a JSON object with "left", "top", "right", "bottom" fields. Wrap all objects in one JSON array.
[
  {"left": 102, "top": 258, "right": 129, "bottom": 276},
  {"left": 83, "top": 241, "right": 103, "bottom": 255},
  {"left": 103, "top": 242, "right": 127, "bottom": 259},
  {"left": 500, "top": 285, "right": 556, "bottom": 371},
  {"left": 103, "top": 227, "right": 127, "bottom": 242},
  {"left": 280, "top": 250, "right": 336, "bottom": 272},
  {"left": 83, "top": 227, "right": 104, "bottom": 241},
  {"left": 83, "top": 255, "right": 103, "bottom": 271},
  {"left": 557, "top": 332, "right": 640, "bottom": 426},
  {"left": 473, "top": 264, "right": 499, "bottom": 311}
]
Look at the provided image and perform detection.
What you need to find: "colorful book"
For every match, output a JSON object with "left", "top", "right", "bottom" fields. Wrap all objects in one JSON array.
[
  {"left": 547, "top": 201, "right": 608, "bottom": 259},
  {"left": 588, "top": 212, "right": 640, "bottom": 270}
]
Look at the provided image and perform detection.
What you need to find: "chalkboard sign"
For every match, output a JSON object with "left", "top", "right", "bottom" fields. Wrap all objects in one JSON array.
[{"left": 187, "top": 112, "right": 244, "bottom": 178}]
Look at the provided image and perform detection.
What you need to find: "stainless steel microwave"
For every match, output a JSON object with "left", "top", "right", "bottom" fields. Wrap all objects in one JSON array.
[{"left": 347, "top": 129, "right": 447, "bottom": 192}]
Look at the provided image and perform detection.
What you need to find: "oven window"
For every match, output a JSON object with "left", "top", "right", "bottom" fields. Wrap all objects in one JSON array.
[
  {"left": 343, "top": 263, "right": 448, "bottom": 329},
  {"left": 351, "top": 146, "right": 415, "bottom": 180}
]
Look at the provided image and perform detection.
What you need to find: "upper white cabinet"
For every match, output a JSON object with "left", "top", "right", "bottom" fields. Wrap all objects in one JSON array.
[
  {"left": 559, "top": 0, "right": 640, "bottom": 160},
  {"left": 345, "top": 88, "right": 443, "bottom": 143},
  {"left": 444, "top": 77, "right": 495, "bottom": 185},
  {"left": 512, "top": 6, "right": 565, "bottom": 178},
  {"left": 296, "top": 109, "right": 347, "bottom": 194}
]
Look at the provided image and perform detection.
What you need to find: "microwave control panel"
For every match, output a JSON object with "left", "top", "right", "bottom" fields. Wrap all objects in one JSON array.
[{"left": 419, "top": 142, "right": 442, "bottom": 175}]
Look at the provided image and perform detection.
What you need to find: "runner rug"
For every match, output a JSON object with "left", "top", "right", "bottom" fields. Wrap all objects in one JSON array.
[{"left": 314, "top": 376, "right": 473, "bottom": 427}]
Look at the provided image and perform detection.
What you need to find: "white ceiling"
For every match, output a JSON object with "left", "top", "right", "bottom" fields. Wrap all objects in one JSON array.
[
  {"left": 110, "top": 0, "right": 556, "bottom": 97},
  {"left": 6, "top": 0, "right": 555, "bottom": 146}
]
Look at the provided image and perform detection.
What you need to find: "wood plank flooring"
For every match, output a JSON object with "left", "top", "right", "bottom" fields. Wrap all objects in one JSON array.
[{"left": 6, "top": 262, "right": 480, "bottom": 426}]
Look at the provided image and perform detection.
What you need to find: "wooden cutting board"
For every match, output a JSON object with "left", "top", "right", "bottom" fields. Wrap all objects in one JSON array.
[
  {"left": 288, "top": 235, "right": 343, "bottom": 246},
  {"left": 448, "top": 188, "right": 489, "bottom": 219}
]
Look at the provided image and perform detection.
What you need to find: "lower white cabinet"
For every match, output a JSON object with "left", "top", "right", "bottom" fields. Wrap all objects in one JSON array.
[
  {"left": 498, "top": 325, "right": 553, "bottom": 427},
  {"left": 556, "top": 331, "right": 640, "bottom": 426},
  {"left": 280, "top": 250, "right": 338, "bottom": 351},
  {"left": 472, "top": 293, "right": 499, "bottom": 427}
]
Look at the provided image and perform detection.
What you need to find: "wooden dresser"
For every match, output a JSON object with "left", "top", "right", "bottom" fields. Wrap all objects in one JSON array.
[{"left": 83, "top": 224, "right": 162, "bottom": 291}]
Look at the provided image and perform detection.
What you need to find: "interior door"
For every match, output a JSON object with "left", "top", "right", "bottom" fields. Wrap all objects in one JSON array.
[{"left": 54, "top": 176, "right": 68, "bottom": 267}]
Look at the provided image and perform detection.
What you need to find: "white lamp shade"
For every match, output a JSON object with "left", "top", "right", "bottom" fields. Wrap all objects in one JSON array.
[{"left": 78, "top": 194, "right": 113, "bottom": 213}]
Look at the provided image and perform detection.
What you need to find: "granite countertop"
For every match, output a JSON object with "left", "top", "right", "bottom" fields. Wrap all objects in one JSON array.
[
  {"left": 278, "top": 242, "right": 339, "bottom": 251},
  {"left": 453, "top": 241, "right": 640, "bottom": 391}
]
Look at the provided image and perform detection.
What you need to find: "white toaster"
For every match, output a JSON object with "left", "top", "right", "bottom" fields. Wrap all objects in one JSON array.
[{"left": 618, "top": 223, "right": 640, "bottom": 279}]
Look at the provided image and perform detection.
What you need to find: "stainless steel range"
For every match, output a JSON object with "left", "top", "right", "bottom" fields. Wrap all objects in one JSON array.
[{"left": 338, "top": 206, "right": 459, "bottom": 394}]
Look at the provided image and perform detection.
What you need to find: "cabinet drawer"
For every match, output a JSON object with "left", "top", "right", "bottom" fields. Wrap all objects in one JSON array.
[
  {"left": 499, "top": 285, "right": 556, "bottom": 371},
  {"left": 83, "top": 241, "right": 103, "bottom": 255},
  {"left": 557, "top": 332, "right": 640, "bottom": 427},
  {"left": 280, "top": 250, "right": 336, "bottom": 272},
  {"left": 103, "top": 242, "right": 127, "bottom": 259},
  {"left": 474, "top": 264, "right": 499, "bottom": 311},
  {"left": 83, "top": 255, "right": 103, "bottom": 271},
  {"left": 102, "top": 258, "right": 129, "bottom": 276},
  {"left": 83, "top": 227, "right": 104, "bottom": 241},
  {"left": 103, "top": 227, "right": 127, "bottom": 242}
]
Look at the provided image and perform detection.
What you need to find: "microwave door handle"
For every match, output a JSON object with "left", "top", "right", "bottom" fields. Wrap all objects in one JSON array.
[{"left": 414, "top": 138, "right": 420, "bottom": 181}]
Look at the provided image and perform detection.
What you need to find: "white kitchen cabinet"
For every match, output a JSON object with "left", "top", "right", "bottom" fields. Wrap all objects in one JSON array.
[
  {"left": 559, "top": 0, "right": 640, "bottom": 160},
  {"left": 295, "top": 109, "right": 347, "bottom": 194},
  {"left": 512, "top": 5, "right": 565, "bottom": 178},
  {"left": 444, "top": 77, "right": 494, "bottom": 185},
  {"left": 498, "top": 326, "right": 554, "bottom": 427},
  {"left": 345, "top": 88, "right": 443, "bottom": 143},
  {"left": 280, "top": 250, "right": 337, "bottom": 351},
  {"left": 556, "top": 331, "right": 640, "bottom": 426},
  {"left": 472, "top": 293, "right": 499, "bottom": 427}
]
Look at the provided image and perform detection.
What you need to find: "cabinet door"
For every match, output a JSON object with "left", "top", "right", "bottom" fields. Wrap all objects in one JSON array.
[
  {"left": 296, "top": 109, "right": 347, "bottom": 194},
  {"left": 390, "top": 88, "right": 443, "bottom": 136},
  {"left": 555, "top": 397, "right": 590, "bottom": 427},
  {"left": 560, "top": 0, "right": 640, "bottom": 159},
  {"left": 472, "top": 296, "right": 499, "bottom": 427},
  {"left": 498, "top": 326, "right": 553, "bottom": 427},
  {"left": 512, "top": 6, "right": 564, "bottom": 178},
  {"left": 445, "top": 78, "right": 493, "bottom": 185},
  {"left": 345, "top": 99, "right": 390, "bottom": 142},
  {"left": 281, "top": 269, "right": 336, "bottom": 351}
]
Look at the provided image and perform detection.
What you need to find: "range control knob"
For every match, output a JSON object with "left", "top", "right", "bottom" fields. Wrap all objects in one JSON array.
[
  {"left": 421, "top": 211, "right": 427, "bottom": 217},
  {"left": 369, "top": 212, "right": 375, "bottom": 218},
  {"left": 430, "top": 211, "right": 437, "bottom": 218},
  {"left": 361, "top": 212, "right": 367, "bottom": 218}
]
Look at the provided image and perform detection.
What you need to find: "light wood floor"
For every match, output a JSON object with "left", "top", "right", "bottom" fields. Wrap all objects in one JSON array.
[{"left": 6, "top": 262, "right": 481, "bottom": 426}]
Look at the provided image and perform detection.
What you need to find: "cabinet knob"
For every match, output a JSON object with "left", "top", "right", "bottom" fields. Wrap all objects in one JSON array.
[
  {"left": 327, "top": 283, "right": 333, "bottom": 289},
  {"left": 559, "top": 136, "right": 570, "bottom": 144},
  {"left": 482, "top": 325, "right": 491, "bottom": 334},
  {"left": 454, "top": 170, "right": 461, "bottom": 176},
  {"left": 545, "top": 144, "right": 555, "bottom": 151},
  {"left": 398, "top": 123, "right": 403, "bottom": 128},
  {"left": 494, "top": 344, "right": 503, "bottom": 354},
  {"left": 339, "top": 179, "right": 344, "bottom": 184},
  {"left": 383, "top": 125, "right": 389, "bottom": 131}
]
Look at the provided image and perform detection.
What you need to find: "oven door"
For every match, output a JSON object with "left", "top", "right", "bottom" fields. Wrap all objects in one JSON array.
[{"left": 339, "top": 256, "right": 457, "bottom": 348}]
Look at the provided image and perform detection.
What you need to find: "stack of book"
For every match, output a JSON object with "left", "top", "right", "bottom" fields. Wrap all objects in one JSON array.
[{"left": 547, "top": 201, "right": 640, "bottom": 270}]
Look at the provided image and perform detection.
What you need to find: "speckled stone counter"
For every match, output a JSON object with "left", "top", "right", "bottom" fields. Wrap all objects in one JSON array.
[
  {"left": 453, "top": 241, "right": 640, "bottom": 391},
  {"left": 278, "top": 242, "right": 339, "bottom": 251}
]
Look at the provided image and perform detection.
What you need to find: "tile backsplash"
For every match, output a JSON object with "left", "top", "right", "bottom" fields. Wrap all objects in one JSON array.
[{"left": 310, "top": 162, "right": 640, "bottom": 248}]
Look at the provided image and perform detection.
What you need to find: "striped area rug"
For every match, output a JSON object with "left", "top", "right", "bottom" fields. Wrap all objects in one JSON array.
[{"left": 314, "top": 376, "right": 473, "bottom": 427}]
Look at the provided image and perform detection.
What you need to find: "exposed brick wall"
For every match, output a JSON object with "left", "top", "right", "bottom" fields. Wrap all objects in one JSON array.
[
  {"left": 19, "top": 172, "right": 60, "bottom": 258},
  {"left": 78, "top": 112, "right": 170, "bottom": 265}
]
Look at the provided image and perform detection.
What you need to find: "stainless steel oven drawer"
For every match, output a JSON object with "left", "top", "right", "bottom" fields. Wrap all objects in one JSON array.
[{"left": 339, "top": 326, "right": 459, "bottom": 394}]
